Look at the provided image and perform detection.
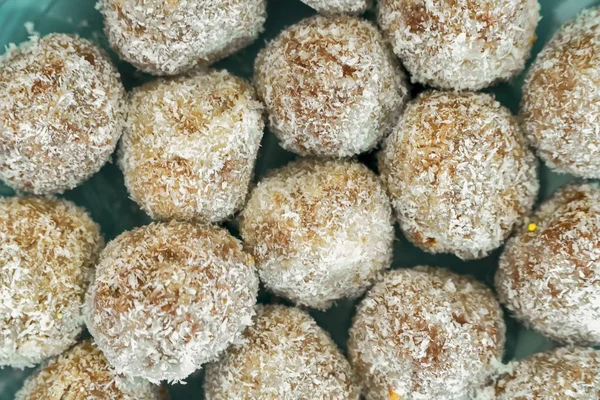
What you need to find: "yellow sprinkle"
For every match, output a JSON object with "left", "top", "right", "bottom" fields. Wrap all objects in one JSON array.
[
  {"left": 56, "top": 313, "right": 63, "bottom": 319},
  {"left": 389, "top": 390, "right": 401, "bottom": 400},
  {"left": 527, "top": 223, "right": 537, "bottom": 232}
]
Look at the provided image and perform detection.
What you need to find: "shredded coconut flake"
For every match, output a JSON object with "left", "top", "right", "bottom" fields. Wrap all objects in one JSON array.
[
  {"left": 496, "top": 182, "right": 600, "bottom": 345},
  {"left": 348, "top": 267, "right": 506, "bottom": 400},
  {"left": 300, "top": 0, "right": 371, "bottom": 15}
]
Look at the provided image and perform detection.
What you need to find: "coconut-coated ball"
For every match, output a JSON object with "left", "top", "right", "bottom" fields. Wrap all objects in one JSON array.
[
  {"left": 496, "top": 182, "right": 600, "bottom": 345},
  {"left": 204, "top": 305, "right": 360, "bottom": 399},
  {"left": 521, "top": 7, "right": 600, "bottom": 178},
  {"left": 15, "top": 341, "right": 165, "bottom": 400},
  {"left": 0, "top": 34, "right": 126, "bottom": 194},
  {"left": 378, "top": 91, "right": 539, "bottom": 260},
  {"left": 254, "top": 15, "right": 409, "bottom": 157},
  {"left": 99, "top": 0, "right": 267, "bottom": 76},
  {"left": 348, "top": 267, "right": 506, "bottom": 400},
  {"left": 119, "top": 70, "right": 264, "bottom": 223},
  {"left": 0, "top": 197, "right": 103, "bottom": 368},
  {"left": 377, "top": 0, "right": 539, "bottom": 90},
  {"left": 490, "top": 347, "right": 600, "bottom": 399},
  {"left": 240, "top": 159, "right": 394, "bottom": 310},
  {"left": 300, "top": 0, "right": 371, "bottom": 15},
  {"left": 86, "top": 221, "right": 258, "bottom": 383}
]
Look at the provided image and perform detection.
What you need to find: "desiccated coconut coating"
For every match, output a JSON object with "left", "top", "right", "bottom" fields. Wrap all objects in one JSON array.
[
  {"left": 300, "top": 0, "right": 371, "bottom": 15},
  {"left": 521, "top": 7, "right": 600, "bottom": 178},
  {"left": 85, "top": 221, "right": 259, "bottom": 383},
  {"left": 490, "top": 347, "right": 600, "bottom": 399},
  {"left": 254, "top": 15, "right": 409, "bottom": 157},
  {"left": 15, "top": 341, "right": 165, "bottom": 400},
  {"left": 0, "top": 197, "right": 103, "bottom": 368},
  {"left": 378, "top": 91, "right": 539, "bottom": 260},
  {"left": 348, "top": 266, "right": 506, "bottom": 400},
  {"left": 496, "top": 182, "right": 600, "bottom": 346},
  {"left": 240, "top": 159, "right": 394, "bottom": 310},
  {"left": 377, "top": 0, "right": 539, "bottom": 90},
  {"left": 119, "top": 70, "right": 264, "bottom": 223},
  {"left": 0, "top": 34, "right": 127, "bottom": 194},
  {"left": 204, "top": 305, "right": 360, "bottom": 400},
  {"left": 99, "top": 0, "right": 267, "bottom": 76}
]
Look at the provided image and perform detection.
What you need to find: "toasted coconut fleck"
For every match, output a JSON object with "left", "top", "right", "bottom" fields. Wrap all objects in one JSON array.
[
  {"left": 254, "top": 15, "right": 409, "bottom": 157},
  {"left": 204, "top": 305, "right": 360, "bottom": 399},
  {"left": 496, "top": 182, "right": 600, "bottom": 345},
  {"left": 377, "top": 0, "right": 539, "bottom": 90},
  {"left": 378, "top": 91, "right": 539, "bottom": 260},
  {"left": 348, "top": 266, "right": 506, "bottom": 400},
  {"left": 0, "top": 197, "right": 103, "bottom": 368},
  {"left": 521, "top": 7, "right": 600, "bottom": 178},
  {"left": 119, "top": 70, "right": 264, "bottom": 223},
  {"left": 240, "top": 159, "right": 394, "bottom": 310},
  {"left": 0, "top": 34, "right": 127, "bottom": 195},
  {"left": 99, "top": 0, "right": 267, "bottom": 76},
  {"left": 489, "top": 347, "right": 600, "bottom": 399},
  {"left": 300, "top": 0, "right": 371, "bottom": 15},
  {"left": 85, "top": 221, "right": 259, "bottom": 383},
  {"left": 15, "top": 341, "right": 165, "bottom": 400}
]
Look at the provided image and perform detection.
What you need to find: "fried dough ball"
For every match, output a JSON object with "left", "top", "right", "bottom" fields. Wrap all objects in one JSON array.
[
  {"left": 378, "top": 91, "right": 539, "bottom": 260},
  {"left": 0, "top": 197, "right": 103, "bottom": 368},
  {"left": 86, "top": 221, "right": 258, "bottom": 382},
  {"left": 240, "top": 159, "right": 394, "bottom": 310},
  {"left": 300, "top": 0, "right": 371, "bottom": 15},
  {"left": 119, "top": 70, "right": 264, "bottom": 223},
  {"left": 15, "top": 341, "right": 165, "bottom": 400},
  {"left": 99, "top": 0, "right": 267, "bottom": 75},
  {"left": 490, "top": 347, "right": 600, "bottom": 399},
  {"left": 496, "top": 182, "right": 600, "bottom": 345},
  {"left": 348, "top": 267, "right": 506, "bottom": 400},
  {"left": 254, "top": 15, "right": 408, "bottom": 157},
  {"left": 377, "top": 0, "right": 539, "bottom": 90},
  {"left": 0, "top": 34, "right": 126, "bottom": 194},
  {"left": 204, "top": 305, "right": 360, "bottom": 400},
  {"left": 521, "top": 7, "right": 600, "bottom": 178}
]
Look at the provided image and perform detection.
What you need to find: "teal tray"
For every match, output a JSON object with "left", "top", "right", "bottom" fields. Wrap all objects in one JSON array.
[{"left": 0, "top": 0, "right": 596, "bottom": 398}]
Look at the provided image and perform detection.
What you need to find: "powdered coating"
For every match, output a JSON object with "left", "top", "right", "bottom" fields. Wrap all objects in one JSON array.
[
  {"left": 0, "top": 197, "right": 103, "bottom": 368},
  {"left": 520, "top": 7, "right": 600, "bottom": 178},
  {"left": 491, "top": 347, "right": 600, "bottom": 399},
  {"left": 15, "top": 341, "right": 165, "bottom": 400},
  {"left": 348, "top": 266, "right": 506, "bottom": 400},
  {"left": 378, "top": 91, "right": 539, "bottom": 260},
  {"left": 85, "top": 221, "right": 259, "bottom": 383},
  {"left": 99, "top": 0, "right": 267, "bottom": 75},
  {"left": 377, "top": 0, "right": 539, "bottom": 90},
  {"left": 204, "top": 305, "right": 360, "bottom": 400},
  {"left": 300, "top": 0, "right": 371, "bottom": 15},
  {"left": 254, "top": 15, "right": 409, "bottom": 157},
  {"left": 496, "top": 182, "right": 600, "bottom": 346},
  {"left": 0, "top": 34, "right": 127, "bottom": 194},
  {"left": 240, "top": 159, "right": 394, "bottom": 310},
  {"left": 120, "top": 70, "right": 264, "bottom": 223}
]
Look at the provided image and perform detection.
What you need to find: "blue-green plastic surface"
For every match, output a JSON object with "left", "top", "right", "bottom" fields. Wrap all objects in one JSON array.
[{"left": 0, "top": 0, "right": 598, "bottom": 398}]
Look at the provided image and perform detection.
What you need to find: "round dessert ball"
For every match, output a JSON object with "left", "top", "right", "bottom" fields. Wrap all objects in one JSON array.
[
  {"left": 377, "top": 0, "right": 539, "bottom": 90},
  {"left": 15, "top": 341, "right": 165, "bottom": 400},
  {"left": 254, "top": 15, "right": 409, "bottom": 157},
  {"left": 204, "top": 305, "right": 360, "bottom": 399},
  {"left": 378, "top": 91, "right": 539, "bottom": 260},
  {"left": 0, "top": 197, "right": 103, "bottom": 368},
  {"left": 348, "top": 266, "right": 506, "bottom": 400},
  {"left": 240, "top": 159, "right": 394, "bottom": 310},
  {"left": 86, "top": 221, "right": 258, "bottom": 383},
  {"left": 99, "top": 0, "right": 267, "bottom": 75},
  {"left": 496, "top": 182, "right": 600, "bottom": 345},
  {"left": 300, "top": 0, "right": 371, "bottom": 15},
  {"left": 0, "top": 34, "right": 127, "bottom": 194},
  {"left": 119, "top": 70, "right": 264, "bottom": 223},
  {"left": 490, "top": 347, "right": 600, "bottom": 399},
  {"left": 521, "top": 7, "right": 600, "bottom": 178}
]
